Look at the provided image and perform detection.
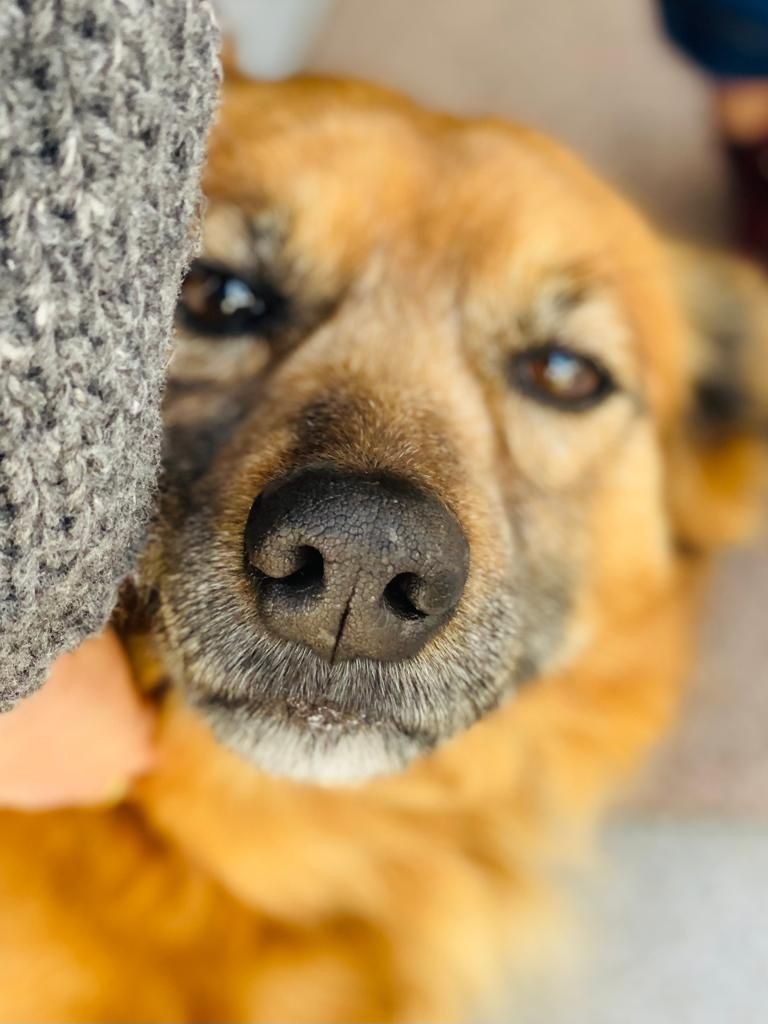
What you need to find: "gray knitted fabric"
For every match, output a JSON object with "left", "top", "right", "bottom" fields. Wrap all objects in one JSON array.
[{"left": 0, "top": 0, "right": 220, "bottom": 710}]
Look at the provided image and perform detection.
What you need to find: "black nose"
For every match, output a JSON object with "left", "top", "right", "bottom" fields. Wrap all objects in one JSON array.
[{"left": 244, "top": 469, "right": 469, "bottom": 662}]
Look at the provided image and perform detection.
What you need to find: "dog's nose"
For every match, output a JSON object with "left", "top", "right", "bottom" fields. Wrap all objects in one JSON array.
[{"left": 244, "top": 469, "right": 469, "bottom": 662}]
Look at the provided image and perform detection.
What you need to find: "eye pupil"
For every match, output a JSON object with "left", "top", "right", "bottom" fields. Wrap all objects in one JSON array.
[
  {"left": 511, "top": 345, "right": 613, "bottom": 411},
  {"left": 177, "top": 259, "right": 285, "bottom": 338}
]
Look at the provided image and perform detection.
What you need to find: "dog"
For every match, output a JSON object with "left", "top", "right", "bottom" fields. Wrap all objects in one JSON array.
[{"left": 1, "top": 73, "right": 767, "bottom": 1022}]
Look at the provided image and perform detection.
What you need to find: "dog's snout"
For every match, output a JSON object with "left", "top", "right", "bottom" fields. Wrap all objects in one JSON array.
[{"left": 244, "top": 469, "right": 469, "bottom": 662}]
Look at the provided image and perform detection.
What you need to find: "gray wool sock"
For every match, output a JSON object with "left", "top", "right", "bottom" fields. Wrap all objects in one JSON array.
[{"left": 0, "top": 0, "right": 220, "bottom": 709}]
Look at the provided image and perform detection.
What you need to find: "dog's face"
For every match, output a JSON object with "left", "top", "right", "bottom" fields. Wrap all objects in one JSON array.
[{"left": 139, "top": 77, "right": 768, "bottom": 783}]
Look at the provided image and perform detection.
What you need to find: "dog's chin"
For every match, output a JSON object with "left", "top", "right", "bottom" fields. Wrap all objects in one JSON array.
[{"left": 199, "top": 701, "right": 428, "bottom": 785}]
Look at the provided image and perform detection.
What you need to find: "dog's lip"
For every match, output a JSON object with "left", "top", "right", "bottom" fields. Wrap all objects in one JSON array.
[
  {"left": 197, "top": 692, "right": 386, "bottom": 733},
  {"left": 282, "top": 697, "right": 380, "bottom": 732}
]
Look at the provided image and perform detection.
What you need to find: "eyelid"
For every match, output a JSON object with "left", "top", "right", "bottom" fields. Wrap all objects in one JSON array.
[
  {"left": 516, "top": 341, "right": 614, "bottom": 377},
  {"left": 515, "top": 279, "right": 637, "bottom": 373}
]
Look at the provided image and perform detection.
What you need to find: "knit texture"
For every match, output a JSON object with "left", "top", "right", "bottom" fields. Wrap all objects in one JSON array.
[{"left": 0, "top": 0, "right": 220, "bottom": 709}]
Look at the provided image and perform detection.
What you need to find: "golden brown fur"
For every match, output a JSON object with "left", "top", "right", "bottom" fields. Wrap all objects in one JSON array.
[{"left": 1, "top": 77, "right": 767, "bottom": 1022}]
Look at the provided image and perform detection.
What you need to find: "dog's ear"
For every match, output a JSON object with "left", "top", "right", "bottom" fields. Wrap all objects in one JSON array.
[{"left": 665, "top": 243, "right": 768, "bottom": 552}]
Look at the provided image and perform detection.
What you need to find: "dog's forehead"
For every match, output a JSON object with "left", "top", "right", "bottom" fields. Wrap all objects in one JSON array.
[
  {"left": 202, "top": 77, "right": 688, "bottom": 418},
  {"left": 206, "top": 78, "right": 624, "bottom": 269}
]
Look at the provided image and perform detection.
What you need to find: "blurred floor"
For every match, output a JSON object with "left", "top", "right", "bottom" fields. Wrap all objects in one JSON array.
[
  {"left": 306, "top": 2, "right": 768, "bottom": 1020},
  {"left": 496, "top": 819, "right": 768, "bottom": 1024}
]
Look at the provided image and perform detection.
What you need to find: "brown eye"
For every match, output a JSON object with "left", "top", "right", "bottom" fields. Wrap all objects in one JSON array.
[
  {"left": 177, "top": 259, "right": 287, "bottom": 338},
  {"left": 509, "top": 344, "right": 615, "bottom": 411}
]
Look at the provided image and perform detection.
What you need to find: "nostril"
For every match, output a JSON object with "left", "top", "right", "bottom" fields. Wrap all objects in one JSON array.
[
  {"left": 383, "top": 572, "right": 429, "bottom": 621},
  {"left": 255, "top": 545, "right": 324, "bottom": 591}
]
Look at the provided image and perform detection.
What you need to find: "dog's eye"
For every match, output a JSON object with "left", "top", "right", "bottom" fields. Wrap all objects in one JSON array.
[
  {"left": 509, "top": 344, "right": 615, "bottom": 411},
  {"left": 177, "top": 259, "right": 287, "bottom": 338}
]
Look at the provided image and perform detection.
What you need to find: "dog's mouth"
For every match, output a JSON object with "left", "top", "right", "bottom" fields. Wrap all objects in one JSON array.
[
  {"left": 193, "top": 686, "right": 437, "bottom": 785},
  {"left": 200, "top": 692, "right": 388, "bottom": 735},
  {"left": 280, "top": 695, "right": 383, "bottom": 732}
]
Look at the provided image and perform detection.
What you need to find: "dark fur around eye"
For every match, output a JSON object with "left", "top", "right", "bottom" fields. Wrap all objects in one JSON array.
[
  {"left": 508, "top": 344, "right": 616, "bottom": 412},
  {"left": 177, "top": 259, "right": 289, "bottom": 338}
]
